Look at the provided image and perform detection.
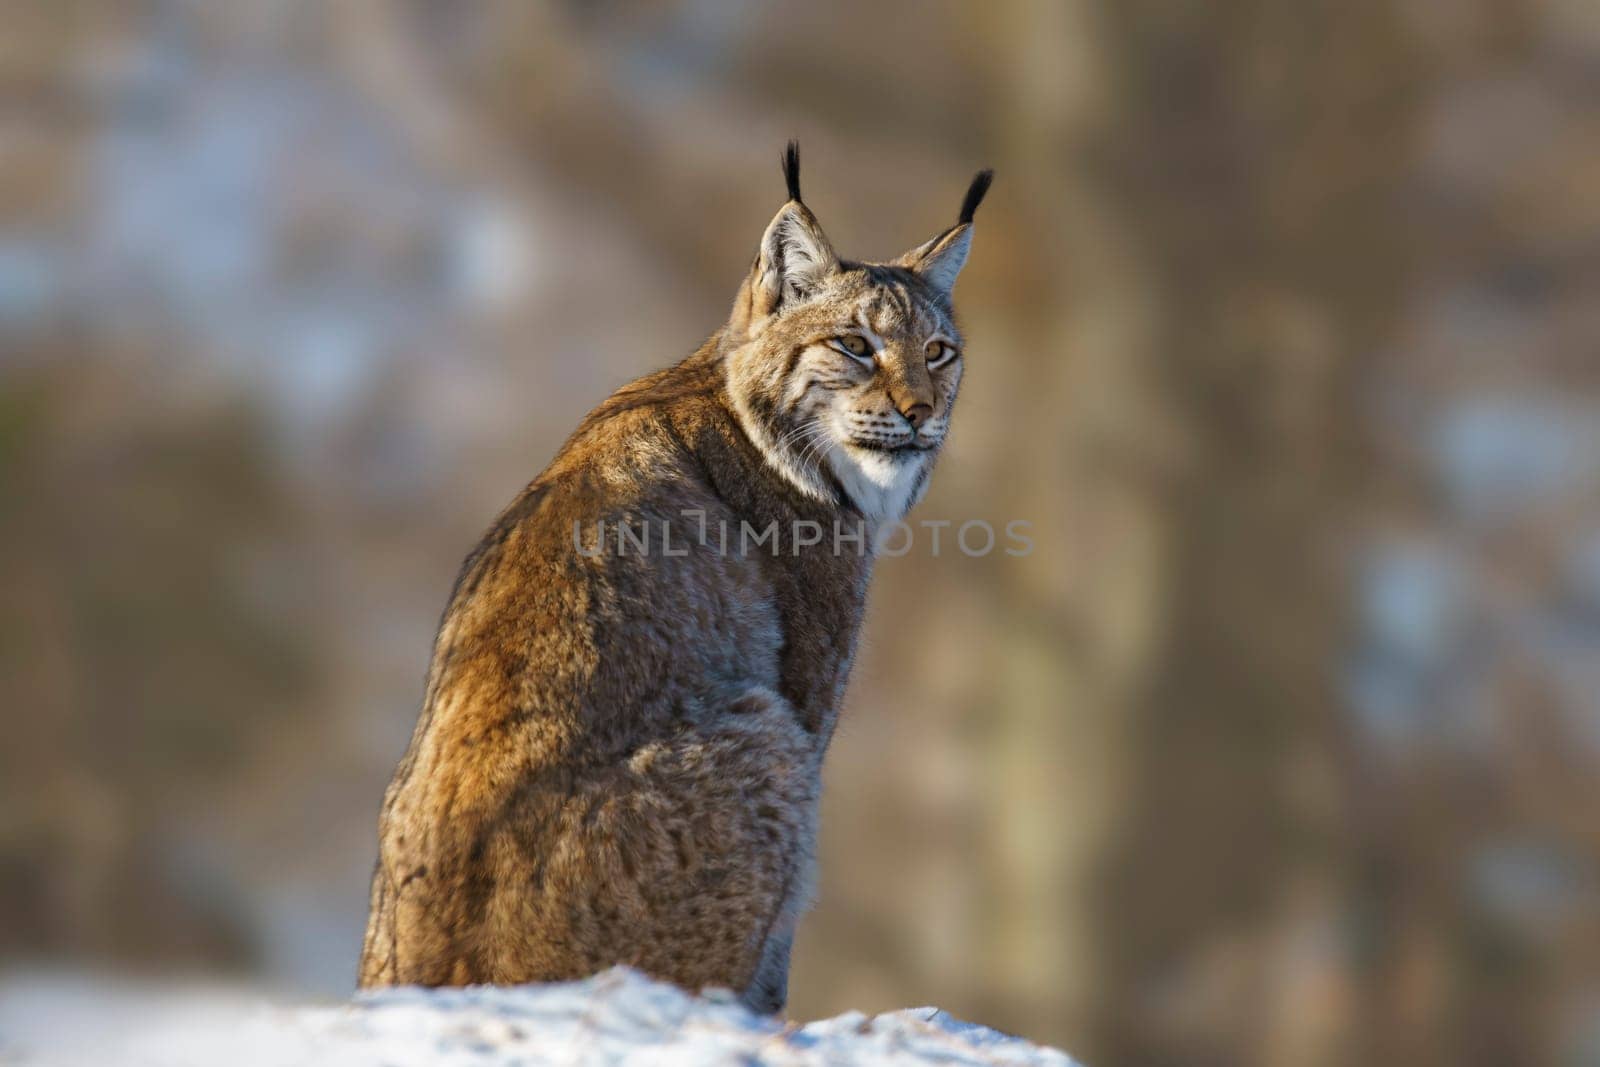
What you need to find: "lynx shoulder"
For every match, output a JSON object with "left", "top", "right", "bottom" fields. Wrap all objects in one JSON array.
[{"left": 359, "top": 144, "right": 991, "bottom": 1012}]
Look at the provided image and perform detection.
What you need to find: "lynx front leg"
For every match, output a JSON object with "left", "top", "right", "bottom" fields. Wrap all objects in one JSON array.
[{"left": 742, "top": 928, "right": 793, "bottom": 1015}]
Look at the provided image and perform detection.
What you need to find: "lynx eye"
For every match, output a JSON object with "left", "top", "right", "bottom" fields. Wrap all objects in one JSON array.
[
  {"left": 833, "top": 334, "right": 872, "bottom": 359},
  {"left": 925, "top": 339, "right": 958, "bottom": 367}
]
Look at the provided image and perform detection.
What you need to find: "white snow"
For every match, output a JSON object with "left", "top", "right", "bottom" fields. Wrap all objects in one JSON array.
[{"left": 0, "top": 966, "right": 1082, "bottom": 1066}]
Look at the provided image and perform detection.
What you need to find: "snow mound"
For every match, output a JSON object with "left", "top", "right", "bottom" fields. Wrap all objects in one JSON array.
[{"left": 0, "top": 966, "right": 1082, "bottom": 1066}]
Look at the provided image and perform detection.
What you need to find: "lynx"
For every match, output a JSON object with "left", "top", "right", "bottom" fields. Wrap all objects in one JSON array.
[{"left": 358, "top": 144, "right": 991, "bottom": 1013}]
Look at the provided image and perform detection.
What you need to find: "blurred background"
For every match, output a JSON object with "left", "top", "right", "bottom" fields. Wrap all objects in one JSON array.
[{"left": 3, "top": 2, "right": 1599, "bottom": 1064}]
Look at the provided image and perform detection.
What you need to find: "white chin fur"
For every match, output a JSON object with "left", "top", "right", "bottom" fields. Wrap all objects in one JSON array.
[{"left": 828, "top": 443, "right": 927, "bottom": 522}]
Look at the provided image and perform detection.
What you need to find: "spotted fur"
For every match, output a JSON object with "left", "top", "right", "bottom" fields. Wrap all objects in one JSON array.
[{"left": 359, "top": 146, "right": 990, "bottom": 1011}]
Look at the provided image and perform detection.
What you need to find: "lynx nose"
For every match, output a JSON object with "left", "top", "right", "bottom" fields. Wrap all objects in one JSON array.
[{"left": 901, "top": 402, "right": 933, "bottom": 430}]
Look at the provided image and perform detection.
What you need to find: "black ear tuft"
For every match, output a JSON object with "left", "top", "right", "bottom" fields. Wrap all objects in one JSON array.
[
  {"left": 958, "top": 169, "right": 994, "bottom": 224},
  {"left": 782, "top": 141, "right": 802, "bottom": 202}
]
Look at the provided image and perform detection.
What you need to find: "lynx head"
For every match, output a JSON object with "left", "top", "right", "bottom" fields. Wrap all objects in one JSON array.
[{"left": 724, "top": 143, "right": 991, "bottom": 522}]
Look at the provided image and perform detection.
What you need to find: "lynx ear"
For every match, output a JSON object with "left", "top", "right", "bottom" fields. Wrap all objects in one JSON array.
[
  {"left": 898, "top": 168, "right": 993, "bottom": 295},
  {"left": 749, "top": 142, "right": 839, "bottom": 317}
]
